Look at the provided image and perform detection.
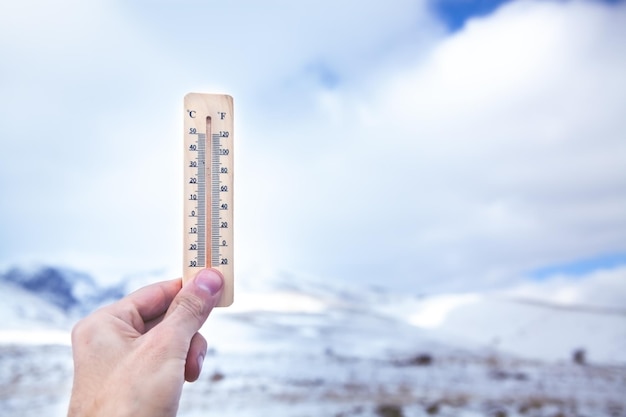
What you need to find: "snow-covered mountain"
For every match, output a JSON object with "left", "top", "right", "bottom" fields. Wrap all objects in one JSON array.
[
  {"left": 0, "top": 266, "right": 124, "bottom": 314},
  {"left": 1, "top": 265, "right": 625, "bottom": 417}
]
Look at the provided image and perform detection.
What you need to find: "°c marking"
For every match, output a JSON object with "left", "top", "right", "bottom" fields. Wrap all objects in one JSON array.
[{"left": 188, "top": 110, "right": 196, "bottom": 118}]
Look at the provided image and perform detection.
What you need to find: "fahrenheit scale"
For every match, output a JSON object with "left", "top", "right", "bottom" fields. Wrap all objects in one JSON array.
[{"left": 183, "top": 93, "right": 234, "bottom": 307}]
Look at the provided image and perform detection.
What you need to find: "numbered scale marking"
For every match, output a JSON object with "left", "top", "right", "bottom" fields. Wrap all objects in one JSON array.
[{"left": 183, "top": 93, "right": 234, "bottom": 307}]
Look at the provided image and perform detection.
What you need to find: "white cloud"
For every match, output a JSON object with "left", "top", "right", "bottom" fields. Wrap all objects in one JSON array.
[
  {"left": 239, "top": 0, "right": 626, "bottom": 291},
  {"left": 1, "top": 0, "right": 625, "bottom": 293}
]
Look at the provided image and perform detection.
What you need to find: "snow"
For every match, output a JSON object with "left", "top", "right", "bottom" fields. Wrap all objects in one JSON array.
[
  {"left": 1, "top": 266, "right": 625, "bottom": 416},
  {"left": 406, "top": 293, "right": 482, "bottom": 328},
  {"left": 377, "top": 292, "right": 626, "bottom": 364},
  {"left": 0, "top": 282, "right": 71, "bottom": 332},
  {"left": 425, "top": 294, "right": 626, "bottom": 364},
  {"left": 0, "top": 330, "right": 70, "bottom": 346}
]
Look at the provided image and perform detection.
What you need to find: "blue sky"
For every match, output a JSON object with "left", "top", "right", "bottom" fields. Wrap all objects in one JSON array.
[
  {"left": 433, "top": 0, "right": 516, "bottom": 30},
  {"left": 1, "top": 0, "right": 625, "bottom": 295}
]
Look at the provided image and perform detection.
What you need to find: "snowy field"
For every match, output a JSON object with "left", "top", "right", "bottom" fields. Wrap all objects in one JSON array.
[{"left": 1, "top": 268, "right": 625, "bottom": 417}]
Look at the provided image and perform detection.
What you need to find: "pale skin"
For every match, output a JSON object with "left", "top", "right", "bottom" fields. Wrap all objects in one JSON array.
[{"left": 67, "top": 268, "right": 224, "bottom": 417}]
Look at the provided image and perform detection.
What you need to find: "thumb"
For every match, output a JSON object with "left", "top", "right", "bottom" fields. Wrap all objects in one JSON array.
[{"left": 162, "top": 268, "right": 224, "bottom": 343}]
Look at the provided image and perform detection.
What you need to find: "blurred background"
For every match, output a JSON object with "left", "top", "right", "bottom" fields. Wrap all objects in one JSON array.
[
  {"left": 1, "top": 0, "right": 625, "bottom": 296},
  {"left": 1, "top": 0, "right": 626, "bottom": 416}
]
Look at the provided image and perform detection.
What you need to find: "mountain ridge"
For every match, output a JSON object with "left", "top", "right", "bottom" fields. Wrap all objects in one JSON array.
[
  {"left": 0, "top": 265, "right": 125, "bottom": 315},
  {"left": 1, "top": 264, "right": 625, "bottom": 365}
]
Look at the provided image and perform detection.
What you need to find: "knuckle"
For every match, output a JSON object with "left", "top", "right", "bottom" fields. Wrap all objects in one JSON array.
[
  {"left": 173, "top": 294, "right": 206, "bottom": 322},
  {"left": 71, "top": 315, "right": 99, "bottom": 345}
]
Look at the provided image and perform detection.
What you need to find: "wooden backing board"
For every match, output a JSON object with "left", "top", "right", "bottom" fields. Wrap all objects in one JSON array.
[{"left": 183, "top": 93, "right": 234, "bottom": 307}]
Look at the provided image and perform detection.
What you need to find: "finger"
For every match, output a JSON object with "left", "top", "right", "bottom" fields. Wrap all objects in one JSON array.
[
  {"left": 185, "top": 332, "right": 208, "bottom": 382},
  {"left": 161, "top": 268, "right": 224, "bottom": 345},
  {"left": 102, "top": 279, "right": 182, "bottom": 331}
]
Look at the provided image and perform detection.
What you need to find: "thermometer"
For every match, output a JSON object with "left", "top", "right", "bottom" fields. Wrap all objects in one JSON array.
[{"left": 183, "top": 93, "right": 234, "bottom": 307}]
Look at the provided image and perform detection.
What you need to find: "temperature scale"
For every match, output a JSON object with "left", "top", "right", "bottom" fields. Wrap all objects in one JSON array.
[{"left": 183, "top": 93, "right": 234, "bottom": 307}]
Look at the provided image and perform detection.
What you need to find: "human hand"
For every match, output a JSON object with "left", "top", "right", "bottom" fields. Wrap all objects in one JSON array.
[{"left": 67, "top": 268, "right": 224, "bottom": 417}]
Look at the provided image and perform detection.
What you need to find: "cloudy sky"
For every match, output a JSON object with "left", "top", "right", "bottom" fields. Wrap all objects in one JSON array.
[{"left": 1, "top": 0, "right": 625, "bottom": 297}]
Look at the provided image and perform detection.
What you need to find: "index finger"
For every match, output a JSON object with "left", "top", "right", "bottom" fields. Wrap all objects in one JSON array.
[{"left": 104, "top": 279, "right": 183, "bottom": 329}]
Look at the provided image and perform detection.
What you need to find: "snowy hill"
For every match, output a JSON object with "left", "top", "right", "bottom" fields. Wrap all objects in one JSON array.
[
  {"left": 0, "top": 265, "right": 625, "bottom": 417},
  {"left": 412, "top": 294, "right": 626, "bottom": 364},
  {"left": 0, "top": 266, "right": 125, "bottom": 345},
  {"left": 0, "top": 280, "right": 71, "bottom": 347},
  {"left": 230, "top": 271, "right": 626, "bottom": 364},
  {"left": 0, "top": 266, "right": 124, "bottom": 315}
]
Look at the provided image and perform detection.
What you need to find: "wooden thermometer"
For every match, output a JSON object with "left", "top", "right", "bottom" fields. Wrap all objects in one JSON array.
[{"left": 183, "top": 93, "right": 234, "bottom": 307}]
